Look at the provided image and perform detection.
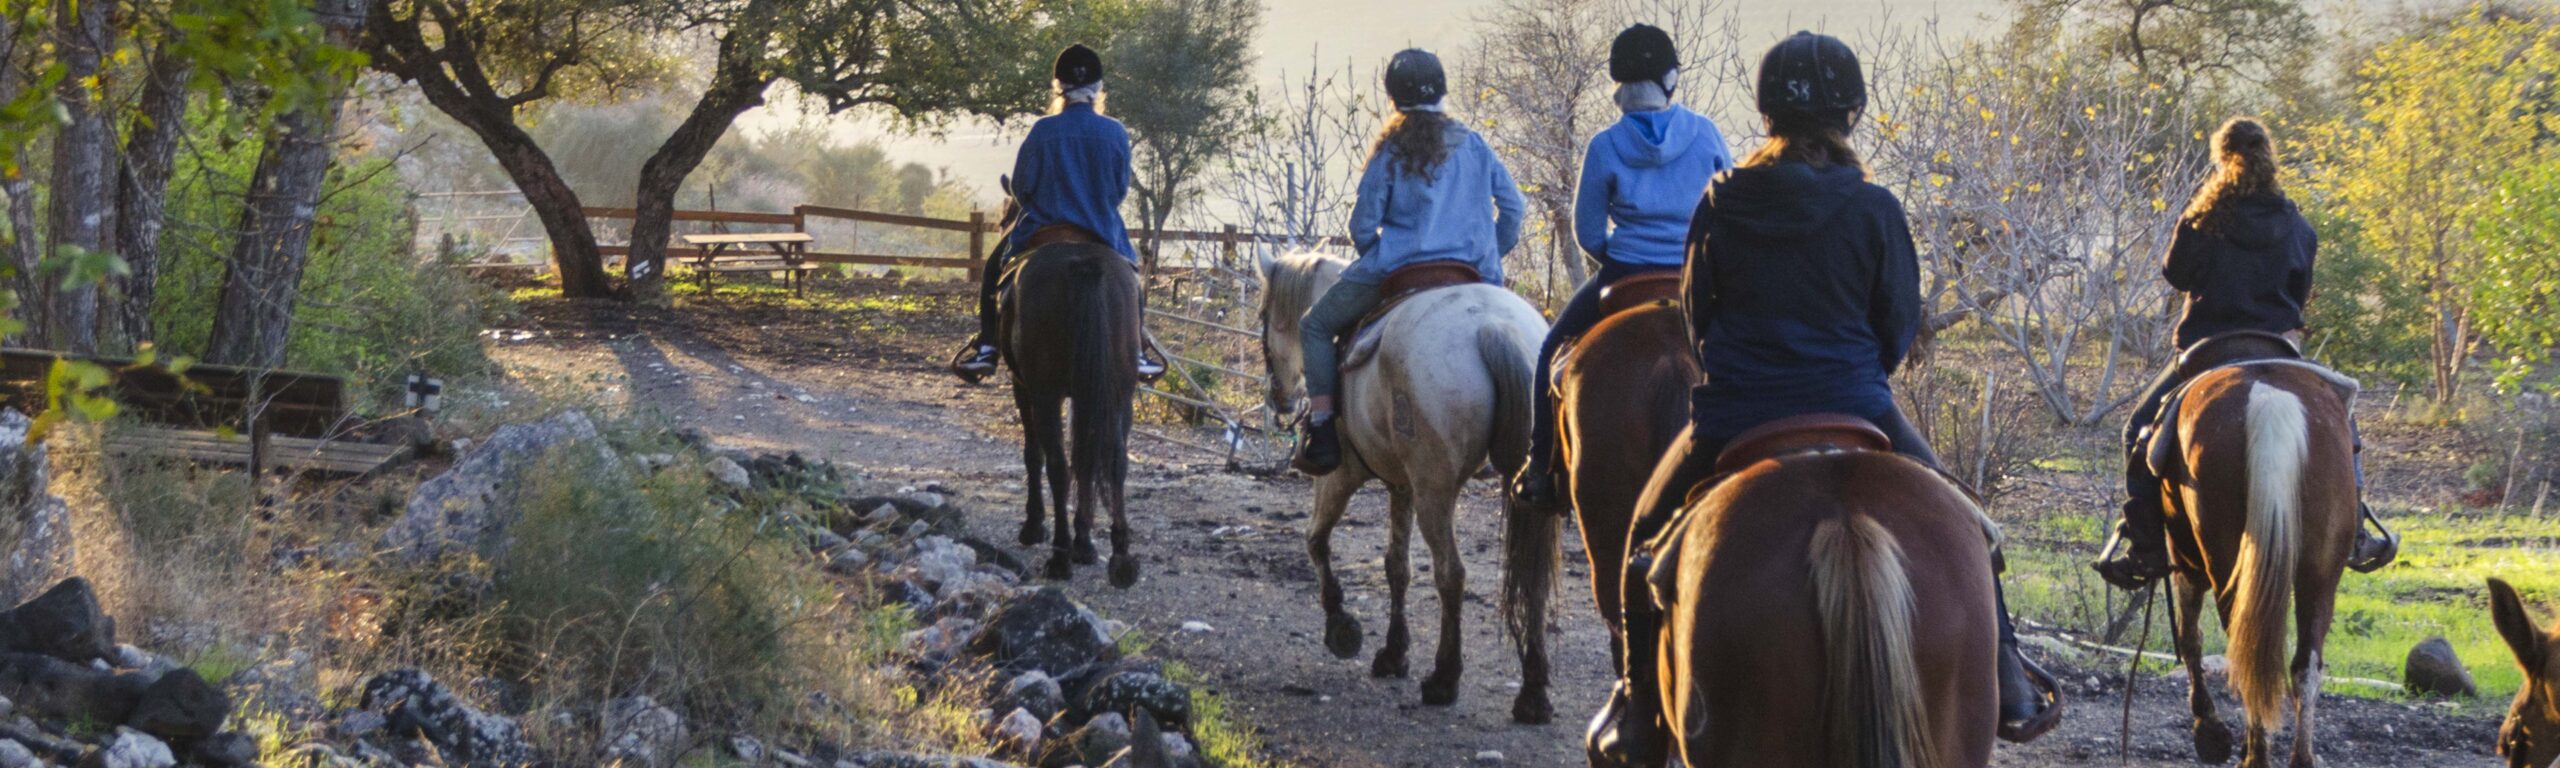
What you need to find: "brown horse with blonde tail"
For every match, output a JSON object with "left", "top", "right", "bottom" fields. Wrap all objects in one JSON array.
[{"left": 1647, "top": 423, "right": 2001, "bottom": 768}]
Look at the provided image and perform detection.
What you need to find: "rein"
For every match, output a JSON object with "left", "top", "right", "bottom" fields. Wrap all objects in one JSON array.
[{"left": 2122, "top": 583, "right": 2160, "bottom": 764}]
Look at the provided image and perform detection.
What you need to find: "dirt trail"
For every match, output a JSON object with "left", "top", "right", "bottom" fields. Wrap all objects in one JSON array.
[{"left": 489, "top": 283, "right": 2502, "bottom": 767}]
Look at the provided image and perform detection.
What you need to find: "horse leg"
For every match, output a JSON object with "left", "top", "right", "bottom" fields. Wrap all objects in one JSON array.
[
  {"left": 1372, "top": 483, "right": 1416, "bottom": 680},
  {"left": 2289, "top": 570, "right": 2339, "bottom": 768},
  {"left": 1035, "top": 399, "right": 1075, "bottom": 581},
  {"left": 1309, "top": 473, "right": 1363, "bottom": 660},
  {"left": 2174, "top": 570, "right": 2235, "bottom": 764},
  {"left": 1015, "top": 389, "right": 1046, "bottom": 547},
  {"left": 1072, "top": 418, "right": 1101, "bottom": 566},
  {"left": 1416, "top": 483, "right": 1466, "bottom": 706},
  {"left": 1107, "top": 458, "right": 1138, "bottom": 589}
]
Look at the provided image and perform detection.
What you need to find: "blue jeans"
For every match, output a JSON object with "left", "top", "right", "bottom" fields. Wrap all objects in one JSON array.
[
  {"left": 1298, "top": 280, "right": 1384, "bottom": 401},
  {"left": 1528, "top": 262, "right": 1674, "bottom": 467}
]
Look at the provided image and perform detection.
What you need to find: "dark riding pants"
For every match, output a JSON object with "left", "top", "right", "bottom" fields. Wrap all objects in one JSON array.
[
  {"left": 975, "top": 235, "right": 1021, "bottom": 343},
  {"left": 1529, "top": 262, "right": 1672, "bottom": 466}
]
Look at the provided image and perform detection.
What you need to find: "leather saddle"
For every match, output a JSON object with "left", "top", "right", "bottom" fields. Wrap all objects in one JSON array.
[
  {"left": 2142, "top": 330, "right": 2307, "bottom": 480},
  {"left": 1022, "top": 224, "right": 1105, "bottom": 251},
  {"left": 1712, "top": 413, "right": 1892, "bottom": 475},
  {"left": 1596, "top": 270, "right": 1682, "bottom": 317}
]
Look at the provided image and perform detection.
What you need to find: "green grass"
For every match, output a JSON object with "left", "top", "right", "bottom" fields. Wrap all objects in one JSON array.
[
  {"left": 1161, "top": 659, "right": 1294, "bottom": 768},
  {"left": 2003, "top": 504, "right": 2560, "bottom": 715}
]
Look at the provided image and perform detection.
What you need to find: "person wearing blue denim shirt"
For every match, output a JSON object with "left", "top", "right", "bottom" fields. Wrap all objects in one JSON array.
[
  {"left": 1514, "top": 24, "right": 1732, "bottom": 504},
  {"left": 1291, "top": 48, "right": 1527, "bottom": 475},
  {"left": 949, "top": 44, "right": 1163, "bottom": 383}
]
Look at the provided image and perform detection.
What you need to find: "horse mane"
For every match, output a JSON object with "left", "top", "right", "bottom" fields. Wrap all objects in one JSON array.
[
  {"left": 1262, "top": 252, "right": 1348, "bottom": 327},
  {"left": 1808, "top": 511, "right": 1941, "bottom": 768}
]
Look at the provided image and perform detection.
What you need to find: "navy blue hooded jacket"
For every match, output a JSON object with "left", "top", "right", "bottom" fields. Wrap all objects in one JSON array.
[
  {"left": 1682, "top": 160, "right": 1920, "bottom": 441},
  {"left": 2165, "top": 192, "right": 2315, "bottom": 349}
]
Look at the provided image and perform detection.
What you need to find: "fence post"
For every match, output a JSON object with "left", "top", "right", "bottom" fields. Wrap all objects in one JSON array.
[
  {"left": 967, "top": 211, "right": 987, "bottom": 282},
  {"left": 1221, "top": 224, "right": 1238, "bottom": 270}
]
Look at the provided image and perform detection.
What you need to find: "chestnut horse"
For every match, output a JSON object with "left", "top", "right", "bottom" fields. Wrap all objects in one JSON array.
[
  {"left": 1650, "top": 447, "right": 1999, "bottom": 767},
  {"left": 999, "top": 239, "right": 1143, "bottom": 587},
  {"left": 2490, "top": 577, "right": 2560, "bottom": 768},
  {"left": 2157, "top": 360, "right": 2359, "bottom": 768},
  {"left": 1507, "top": 298, "right": 1696, "bottom": 686}
]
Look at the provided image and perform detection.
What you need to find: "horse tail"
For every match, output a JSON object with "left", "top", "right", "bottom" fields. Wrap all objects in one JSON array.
[
  {"left": 1809, "top": 512, "right": 1940, "bottom": 768},
  {"left": 2229, "top": 381, "right": 2308, "bottom": 728},
  {"left": 1067, "top": 252, "right": 1139, "bottom": 495},
  {"left": 1490, "top": 322, "right": 1557, "bottom": 661}
]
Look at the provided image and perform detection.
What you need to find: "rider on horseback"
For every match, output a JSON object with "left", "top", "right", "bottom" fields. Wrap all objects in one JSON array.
[
  {"left": 1292, "top": 48, "right": 1527, "bottom": 475},
  {"left": 949, "top": 44, "right": 1165, "bottom": 384},
  {"left": 1592, "top": 32, "right": 2061, "bottom": 765},
  {"left": 1513, "top": 24, "right": 1733, "bottom": 506},
  {"left": 2089, "top": 117, "right": 2398, "bottom": 590}
]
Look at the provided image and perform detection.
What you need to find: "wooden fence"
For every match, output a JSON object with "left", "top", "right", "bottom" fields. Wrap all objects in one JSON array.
[{"left": 569, "top": 205, "right": 1349, "bottom": 282}]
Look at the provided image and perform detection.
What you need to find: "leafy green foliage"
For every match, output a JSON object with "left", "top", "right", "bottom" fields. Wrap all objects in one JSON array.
[
  {"left": 2473, "top": 158, "right": 2560, "bottom": 391},
  {"left": 1108, "top": 0, "right": 1259, "bottom": 261},
  {"left": 2299, "top": 205, "right": 2431, "bottom": 385}
]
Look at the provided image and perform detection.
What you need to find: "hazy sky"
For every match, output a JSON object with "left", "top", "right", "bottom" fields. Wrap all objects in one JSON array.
[{"left": 741, "top": 0, "right": 2005, "bottom": 203}]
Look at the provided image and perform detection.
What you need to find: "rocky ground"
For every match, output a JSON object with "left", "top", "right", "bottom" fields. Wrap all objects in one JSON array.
[{"left": 471, "top": 277, "right": 2509, "bottom": 768}]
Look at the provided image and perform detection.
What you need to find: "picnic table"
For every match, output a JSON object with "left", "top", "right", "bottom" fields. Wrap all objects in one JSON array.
[
  {"left": 681, "top": 232, "right": 818, "bottom": 296},
  {"left": 0, "top": 349, "right": 408, "bottom": 478}
]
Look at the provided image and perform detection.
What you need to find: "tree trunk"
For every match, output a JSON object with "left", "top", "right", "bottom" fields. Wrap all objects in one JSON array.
[
  {"left": 0, "top": 17, "right": 38, "bottom": 346},
  {"left": 205, "top": 0, "right": 371, "bottom": 368},
  {"left": 44, "top": 0, "right": 109, "bottom": 354},
  {"left": 623, "top": 59, "right": 768, "bottom": 296},
  {"left": 114, "top": 41, "right": 192, "bottom": 347}
]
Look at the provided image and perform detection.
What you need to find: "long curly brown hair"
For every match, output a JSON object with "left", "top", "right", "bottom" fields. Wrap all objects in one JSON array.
[
  {"left": 2184, "top": 117, "right": 2283, "bottom": 230},
  {"left": 1371, "top": 110, "right": 1453, "bottom": 180},
  {"left": 1739, "top": 110, "right": 1866, "bottom": 176}
]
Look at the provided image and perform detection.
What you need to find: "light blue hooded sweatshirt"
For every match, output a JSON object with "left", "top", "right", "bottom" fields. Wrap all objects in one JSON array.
[
  {"left": 1574, "top": 105, "right": 1732, "bottom": 268},
  {"left": 1343, "top": 121, "right": 1527, "bottom": 285}
]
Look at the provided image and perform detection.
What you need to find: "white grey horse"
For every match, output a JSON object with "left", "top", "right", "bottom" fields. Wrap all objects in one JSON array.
[{"left": 1257, "top": 251, "right": 1558, "bottom": 723}]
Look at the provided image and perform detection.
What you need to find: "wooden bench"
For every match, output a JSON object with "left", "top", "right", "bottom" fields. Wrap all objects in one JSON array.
[
  {"left": 0, "top": 349, "right": 409, "bottom": 478},
  {"left": 680, "top": 232, "right": 819, "bottom": 296}
]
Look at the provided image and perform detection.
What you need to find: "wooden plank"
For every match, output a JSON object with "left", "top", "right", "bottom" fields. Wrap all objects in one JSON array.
[
  {"left": 699, "top": 265, "right": 820, "bottom": 274},
  {"left": 581, "top": 207, "right": 799, "bottom": 225},
  {"left": 0, "top": 349, "right": 349, "bottom": 438},
  {"left": 1145, "top": 309, "right": 1260, "bottom": 338},
  {"left": 799, "top": 252, "right": 977, "bottom": 269},
  {"left": 795, "top": 205, "right": 988, "bottom": 233},
  {"left": 107, "top": 428, "right": 408, "bottom": 475},
  {"left": 679, "top": 232, "right": 814, "bottom": 245}
]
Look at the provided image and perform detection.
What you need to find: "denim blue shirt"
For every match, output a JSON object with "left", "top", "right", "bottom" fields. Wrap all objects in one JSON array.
[
  {"left": 1008, "top": 103, "right": 1136, "bottom": 261},
  {"left": 1343, "top": 123, "right": 1526, "bottom": 285},
  {"left": 1575, "top": 106, "right": 1731, "bottom": 268}
]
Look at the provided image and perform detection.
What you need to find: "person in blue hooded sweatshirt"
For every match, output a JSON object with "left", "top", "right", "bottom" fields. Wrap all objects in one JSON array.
[
  {"left": 1292, "top": 48, "right": 1527, "bottom": 475},
  {"left": 1513, "top": 24, "right": 1732, "bottom": 505},
  {"left": 949, "top": 44, "right": 1165, "bottom": 383}
]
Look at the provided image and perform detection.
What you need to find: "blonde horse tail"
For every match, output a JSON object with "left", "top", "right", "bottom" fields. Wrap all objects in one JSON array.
[
  {"left": 2230, "top": 381, "right": 2308, "bottom": 728},
  {"left": 1809, "top": 513, "right": 1940, "bottom": 768}
]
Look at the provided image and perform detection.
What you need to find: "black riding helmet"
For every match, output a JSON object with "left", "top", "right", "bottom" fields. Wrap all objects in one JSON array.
[
  {"left": 1384, "top": 49, "right": 1447, "bottom": 108},
  {"left": 1610, "top": 24, "right": 1679, "bottom": 87},
  {"left": 1055, "top": 44, "right": 1104, "bottom": 89},
  {"left": 1756, "top": 32, "right": 1864, "bottom": 124}
]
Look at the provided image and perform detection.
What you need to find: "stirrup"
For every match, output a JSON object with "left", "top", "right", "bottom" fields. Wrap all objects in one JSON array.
[
  {"left": 1136, "top": 353, "right": 1167, "bottom": 383},
  {"left": 1998, "top": 652, "right": 2065, "bottom": 743},
  {"left": 1586, "top": 680, "right": 1668, "bottom": 768},
  {"left": 1511, "top": 463, "right": 1565, "bottom": 508},
  {"left": 2089, "top": 528, "right": 2170, "bottom": 591},
  {"left": 949, "top": 342, "right": 998, "bottom": 383},
  {"left": 2348, "top": 502, "right": 2399, "bottom": 574}
]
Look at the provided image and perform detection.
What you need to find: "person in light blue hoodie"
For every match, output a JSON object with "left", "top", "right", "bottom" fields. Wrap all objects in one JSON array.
[
  {"left": 1292, "top": 48, "right": 1528, "bottom": 475},
  {"left": 1512, "top": 25, "right": 1732, "bottom": 504}
]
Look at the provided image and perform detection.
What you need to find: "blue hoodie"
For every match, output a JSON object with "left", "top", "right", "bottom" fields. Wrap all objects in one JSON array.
[
  {"left": 1576, "top": 106, "right": 1731, "bottom": 268},
  {"left": 1343, "top": 121, "right": 1527, "bottom": 285},
  {"left": 1008, "top": 102, "right": 1137, "bottom": 261}
]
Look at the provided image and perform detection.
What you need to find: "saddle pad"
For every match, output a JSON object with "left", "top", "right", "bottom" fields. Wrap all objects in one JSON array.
[
  {"left": 1597, "top": 271, "right": 1682, "bottom": 317},
  {"left": 1712, "top": 413, "right": 1891, "bottom": 475},
  {"left": 2144, "top": 358, "right": 2361, "bottom": 481}
]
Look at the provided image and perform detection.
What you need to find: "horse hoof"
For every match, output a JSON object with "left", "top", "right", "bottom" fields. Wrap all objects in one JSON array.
[
  {"left": 1420, "top": 671, "right": 1459, "bottom": 706},
  {"left": 1108, "top": 555, "right": 1139, "bottom": 588},
  {"left": 1043, "top": 556, "right": 1074, "bottom": 582},
  {"left": 1074, "top": 541, "right": 1100, "bottom": 565},
  {"left": 1370, "top": 650, "right": 1408, "bottom": 679},
  {"left": 1017, "top": 522, "right": 1045, "bottom": 547},
  {"left": 2193, "top": 717, "right": 2233, "bottom": 764},
  {"left": 1511, "top": 690, "right": 1553, "bottom": 725},
  {"left": 1323, "top": 613, "right": 1363, "bottom": 659}
]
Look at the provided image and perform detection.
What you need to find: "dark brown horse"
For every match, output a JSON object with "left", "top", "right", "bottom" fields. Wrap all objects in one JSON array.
[
  {"left": 1504, "top": 293, "right": 1696, "bottom": 714},
  {"left": 1650, "top": 443, "right": 1999, "bottom": 768},
  {"left": 2156, "top": 360, "right": 2359, "bottom": 768},
  {"left": 998, "top": 237, "right": 1144, "bottom": 587},
  {"left": 2490, "top": 577, "right": 2560, "bottom": 768}
]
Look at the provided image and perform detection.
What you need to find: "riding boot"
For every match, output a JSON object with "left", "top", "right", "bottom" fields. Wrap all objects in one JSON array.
[
  {"left": 949, "top": 337, "right": 999, "bottom": 383},
  {"left": 1992, "top": 555, "right": 2063, "bottom": 742},
  {"left": 1293, "top": 414, "right": 1342, "bottom": 476},
  {"left": 2092, "top": 446, "right": 2173, "bottom": 590},
  {"left": 2347, "top": 424, "right": 2400, "bottom": 572},
  {"left": 1512, "top": 408, "right": 1565, "bottom": 506},
  {"left": 1589, "top": 546, "right": 1671, "bottom": 767}
]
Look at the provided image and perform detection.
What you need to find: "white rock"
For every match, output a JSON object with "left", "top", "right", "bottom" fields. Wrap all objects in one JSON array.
[
  {"left": 826, "top": 548, "right": 872, "bottom": 575},
  {"left": 1473, "top": 749, "right": 1505, "bottom": 765},
  {"left": 632, "top": 453, "right": 677, "bottom": 470},
  {"left": 992, "top": 707, "right": 1043, "bottom": 754},
  {"left": 0, "top": 740, "right": 34, "bottom": 768},
  {"left": 795, "top": 394, "right": 817, "bottom": 403},
  {"left": 1179, "top": 621, "right": 1214, "bottom": 634},
  {"left": 906, "top": 491, "right": 947, "bottom": 509},
  {"left": 707, "top": 457, "right": 753, "bottom": 489},
  {"left": 727, "top": 734, "right": 766, "bottom": 763},
  {"left": 602, "top": 695, "right": 688, "bottom": 768},
  {"left": 94, "top": 728, "right": 175, "bottom": 768},
  {"left": 1160, "top": 733, "right": 1195, "bottom": 758}
]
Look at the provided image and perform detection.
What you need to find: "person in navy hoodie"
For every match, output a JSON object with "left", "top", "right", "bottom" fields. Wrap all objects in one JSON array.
[
  {"left": 1588, "top": 32, "right": 2060, "bottom": 766},
  {"left": 1292, "top": 48, "right": 1527, "bottom": 474},
  {"left": 949, "top": 44, "right": 1165, "bottom": 383},
  {"left": 1513, "top": 24, "right": 1731, "bottom": 504}
]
